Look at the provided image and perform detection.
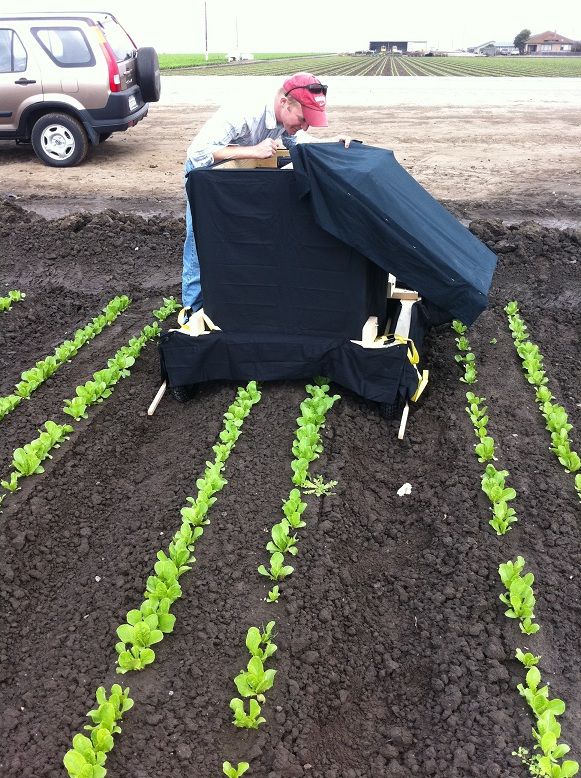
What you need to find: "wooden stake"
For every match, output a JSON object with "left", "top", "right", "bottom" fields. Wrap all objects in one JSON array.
[
  {"left": 147, "top": 380, "right": 167, "bottom": 416},
  {"left": 397, "top": 402, "right": 410, "bottom": 440}
]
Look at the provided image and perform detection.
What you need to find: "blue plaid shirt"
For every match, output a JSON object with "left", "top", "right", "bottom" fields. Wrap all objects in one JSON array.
[{"left": 186, "top": 93, "right": 297, "bottom": 168}]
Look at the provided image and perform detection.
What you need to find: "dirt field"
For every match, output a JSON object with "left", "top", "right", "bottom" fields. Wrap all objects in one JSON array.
[{"left": 1, "top": 78, "right": 580, "bottom": 778}]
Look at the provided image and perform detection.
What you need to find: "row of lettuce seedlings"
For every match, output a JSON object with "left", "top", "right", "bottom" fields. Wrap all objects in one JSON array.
[
  {"left": 504, "top": 301, "right": 580, "bottom": 503},
  {"left": 64, "top": 380, "right": 262, "bottom": 777},
  {"left": 223, "top": 380, "right": 340, "bottom": 777},
  {"left": 0, "top": 289, "right": 25, "bottom": 313},
  {"left": 0, "top": 297, "right": 179, "bottom": 512},
  {"left": 63, "top": 378, "right": 340, "bottom": 777},
  {"left": 453, "top": 320, "right": 578, "bottom": 778},
  {"left": 0, "top": 294, "right": 131, "bottom": 422}
]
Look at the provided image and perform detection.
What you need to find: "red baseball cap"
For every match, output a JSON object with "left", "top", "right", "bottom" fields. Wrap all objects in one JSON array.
[{"left": 283, "top": 72, "right": 328, "bottom": 127}]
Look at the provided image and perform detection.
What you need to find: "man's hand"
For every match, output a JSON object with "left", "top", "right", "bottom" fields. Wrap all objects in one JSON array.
[
  {"left": 252, "top": 138, "right": 278, "bottom": 158},
  {"left": 334, "top": 135, "right": 352, "bottom": 148}
]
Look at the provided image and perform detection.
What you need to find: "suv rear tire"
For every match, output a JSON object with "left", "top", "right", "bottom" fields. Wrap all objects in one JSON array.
[
  {"left": 135, "top": 47, "right": 161, "bottom": 102},
  {"left": 31, "top": 113, "right": 89, "bottom": 167}
]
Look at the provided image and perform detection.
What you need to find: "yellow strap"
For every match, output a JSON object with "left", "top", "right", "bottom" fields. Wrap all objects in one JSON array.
[
  {"left": 384, "top": 334, "right": 420, "bottom": 365},
  {"left": 411, "top": 369, "right": 429, "bottom": 402}
]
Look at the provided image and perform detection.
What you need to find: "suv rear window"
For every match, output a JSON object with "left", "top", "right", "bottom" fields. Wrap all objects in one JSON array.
[
  {"left": 99, "top": 18, "right": 135, "bottom": 62},
  {"left": 0, "top": 28, "right": 27, "bottom": 73},
  {"left": 32, "top": 26, "right": 95, "bottom": 67}
]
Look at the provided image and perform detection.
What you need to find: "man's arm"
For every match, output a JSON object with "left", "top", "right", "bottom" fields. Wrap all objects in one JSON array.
[
  {"left": 298, "top": 132, "right": 352, "bottom": 147},
  {"left": 212, "top": 138, "right": 279, "bottom": 162}
]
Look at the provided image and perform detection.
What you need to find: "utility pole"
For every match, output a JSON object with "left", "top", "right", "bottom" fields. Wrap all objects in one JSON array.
[{"left": 204, "top": 1, "right": 208, "bottom": 62}]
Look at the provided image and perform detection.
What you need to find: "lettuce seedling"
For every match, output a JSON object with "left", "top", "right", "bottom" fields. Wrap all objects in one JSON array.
[
  {"left": 499, "top": 557, "right": 539, "bottom": 634},
  {"left": 234, "top": 656, "right": 277, "bottom": 698},
  {"left": 265, "top": 585, "right": 280, "bottom": 603},
  {"left": 266, "top": 520, "right": 298, "bottom": 556},
  {"left": 230, "top": 697, "right": 266, "bottom": 729},
  {"left": 63, "top": 685, "right": 133, "bottom": 778},
  {"left": 12, "top": 445, "right": 44, "bottom": 476},
  {"left": 517, "top": 667, "right": 566, "bottom": 718},
  {"left": 515, "top": 648, "right": 541, "bottom": 668},
  {"left": 461, "top": 363, "right": 477, "bottom": 384},
  {"left": 452, "top": 320, "right": 467, "bottom": 334},
  {"left": 534, "top": 710, "right": 576, "bottom": 771},
  {"left": 0, "top": 394, "right": 21, "bottom": 421},
  {"left": 63, "top": 396, "right": 89, "bottom": 420},
  {"left": 1, "top": 472, "right": 20, "bottom": 492},
  {"left": 258, "top": 552, "right": 294, "bottom": 581},
  {"left": 499, "top": 574, "right": 536, "bottom": 621},
  {"left": 481, "top": 465, "right": 511, "bottom": 497},
  {"left": 290, "top": 457, "right": 309, "bottom": 486},
  {"left": 474, "top": 436, "right": 496, "bottom": 462},
  {"left": 245, "top": 623, "right": 277, "bottom": 661},
  {"left": 85, "top": 685, "right": 134, "bottom": 732},
  {"left": 223, "top": 761, "right": 249, "bottom": 778},
  {"left": 489, "top": 501, "right": 518, "bottom": 535},
  {"left": 63, "top": 733, "right": 107, "bottom": 777},
  {"left": 558, "top": 451, "right": 581, "bottom": 474}
]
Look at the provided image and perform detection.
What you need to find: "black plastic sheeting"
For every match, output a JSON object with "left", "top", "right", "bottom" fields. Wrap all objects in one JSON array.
[{"left": 291, "top": 143, "right": 497, "bottom": 326}]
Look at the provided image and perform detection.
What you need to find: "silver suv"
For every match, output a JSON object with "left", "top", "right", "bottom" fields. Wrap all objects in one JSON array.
[{"left": 0, "top": 11, "right": 160, "bottom": 166}]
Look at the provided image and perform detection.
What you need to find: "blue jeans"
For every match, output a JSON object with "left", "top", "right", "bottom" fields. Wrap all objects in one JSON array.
[{"left": 182, "top": 158, "right": 203, "bottom": 310}]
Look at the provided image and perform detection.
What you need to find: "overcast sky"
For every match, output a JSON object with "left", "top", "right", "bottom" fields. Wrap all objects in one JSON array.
[{"left": 17, "top": 0, "right": 581, "bottom": 53}]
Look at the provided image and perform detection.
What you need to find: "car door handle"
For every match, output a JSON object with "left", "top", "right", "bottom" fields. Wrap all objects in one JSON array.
[{"left": 14, "top": 77, "right": 37, "bottom": 85}]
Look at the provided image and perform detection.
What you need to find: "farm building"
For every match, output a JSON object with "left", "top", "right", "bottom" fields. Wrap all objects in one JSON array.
[
  {"left": 369, "top": 40, "right": 427, "bottom": 54},
  {"left": 471, "top": 40, "right": 519, "bottom": 56},
  {"left": 525, "top": 31, "right": 576, "bottom": 53}
]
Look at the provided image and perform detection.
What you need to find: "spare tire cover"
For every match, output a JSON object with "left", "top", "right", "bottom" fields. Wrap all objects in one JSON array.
[{"left": 136, "top": 47, "right": 161, "bottom": 103}]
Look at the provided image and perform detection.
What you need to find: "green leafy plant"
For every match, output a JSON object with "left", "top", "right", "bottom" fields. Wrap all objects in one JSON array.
[
  {"left": 63, "top": 685, "right": 133, "bottom": 778},
  {"left": 282, "top": 489, "right": 307, "bottom": 529},
  {"left": 266, "top": 520, "right": 298, "bottom": 556},
  {"left": 223, "top": 762, "right": 250, "bottom": 778},
  {"left": 452, "top": 320, "right": 467, "bottom": 334},
  {"left": 303, "top": 474, "right": 338, "bottom": 496},
  {"left": 258, "top": 551, "right": 294, "bottom": 581},
  {"left": 499, "top": 556, "right": 540, "bottom": 635},
  {"left": 115, "top": 381, "right": 261, "bottom": 673},
  {"left": 474, "top": 436, "right": 496, "bottom": 463},
  {"left": 516, "top": 648, "right": 541, "bottom": 668},
  {"left": 230, "top": 697, "right": 266, "bottom": 729},
  {"left": 265, "top": 585, "right": 280, "bottom": 602},
  {"left": 0, "top": 289, "right": 26, "bottom": 311},
  {"left": 517, "top": 667, "right": 565, "bottom": 719},
  {"left": 0, "top": 295, "right": 131, "bottom": 423},
  {"left": 245, "top": 622, "right": 277, "bottom": 661},
  {"left": 234, "top": 655, "right": 277, "bottom": 699},
  {"left": 481, "top": 464, "right": 518, "bottom": 535},
  {"left": 505, "top": 301, "right": 580, "bottom": 498}
]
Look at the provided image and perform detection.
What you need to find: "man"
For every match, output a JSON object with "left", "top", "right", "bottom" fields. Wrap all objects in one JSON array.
[{"left": 180, "top": 71, "right": 351, "bottom": 320}]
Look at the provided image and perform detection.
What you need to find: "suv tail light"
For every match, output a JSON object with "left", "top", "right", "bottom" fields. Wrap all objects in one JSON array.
[{"left": 92, "top": 27, "right": 121, "bottom": 92}]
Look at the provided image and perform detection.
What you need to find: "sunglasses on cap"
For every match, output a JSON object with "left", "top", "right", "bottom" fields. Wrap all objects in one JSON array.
[{"left": 285, "top": 83, "right": 328, "bottom": 97}]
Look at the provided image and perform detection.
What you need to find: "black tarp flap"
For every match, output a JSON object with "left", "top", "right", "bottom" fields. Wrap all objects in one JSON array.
[
  {"left": 290, "top": 143, "right": 497, "bottom": 326},
  {"left": 160, "top": 301, "right": 431, "bottom": 405}
]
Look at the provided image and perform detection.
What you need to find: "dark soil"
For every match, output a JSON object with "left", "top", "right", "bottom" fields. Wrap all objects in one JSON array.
[{"left": 0, "top": 199, "right": 579, "bottom": 778}]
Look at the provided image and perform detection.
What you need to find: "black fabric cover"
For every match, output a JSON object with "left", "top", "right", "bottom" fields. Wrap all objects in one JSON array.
[
  {"left": 186, "top": 168, "right": 388, "bottom": 339},
  {"left": 160, "top": 299, "right": 430, "bottom": 405},
  {"left": 291, "top": 143, "right": 497, "bottom": 326}
]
